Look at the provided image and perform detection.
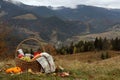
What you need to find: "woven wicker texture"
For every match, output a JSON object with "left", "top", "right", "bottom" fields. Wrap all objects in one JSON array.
[{"left": 15, "top": 38, "right": 45, "bottom": 72}]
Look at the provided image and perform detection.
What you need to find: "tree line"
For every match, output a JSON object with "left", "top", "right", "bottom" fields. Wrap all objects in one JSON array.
[{"left": 57, "top": 37, "right": 120, "bottom": 55}]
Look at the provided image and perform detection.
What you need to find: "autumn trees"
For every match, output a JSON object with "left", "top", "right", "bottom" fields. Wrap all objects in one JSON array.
[
  {"left": 0, "top": 22, "right": 10, "bottom": 57},
  {"left": 57, "top": 37, "right": 120, "bottom": 55}
]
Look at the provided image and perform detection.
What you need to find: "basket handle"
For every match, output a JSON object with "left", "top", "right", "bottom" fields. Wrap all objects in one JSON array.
[{"left": 15, "top": 38, "right": 45, "bottom": 58}]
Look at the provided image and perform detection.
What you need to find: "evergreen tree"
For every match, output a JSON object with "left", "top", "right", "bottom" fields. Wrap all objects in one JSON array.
[
  {"left": 84, "top": 41, "right": 88, "bottom": 51},
  {"left": 87, "top": 41, "right": 95, "bottom": 51},
  {"left": 69, "top": 42, "right": 74, "bottom": 54},
  {"left": 111, "top": 37, "right": 120, "bottom": 51},
  {"left": 94, "top": 37, "right": 99, "bottom": 50},
  {"left": 76, "top": 41, "right": 84, "bottom": 52},
  {"left": 102, "top": 37, "right": 110, "bottom": 50},
  {"left": 99, "top": 37, "right": 103, "bottom": 50},
  {"left": 111, "top": 38, "right": 115, "bottom": 50},
  {"left": 118, "top": 39, "right": 120, "bottom": 50}
]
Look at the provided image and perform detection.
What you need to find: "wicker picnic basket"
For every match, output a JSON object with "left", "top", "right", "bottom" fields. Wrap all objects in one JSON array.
[{"left": 15, "top": 38, "right": 45, "bottom": 72}]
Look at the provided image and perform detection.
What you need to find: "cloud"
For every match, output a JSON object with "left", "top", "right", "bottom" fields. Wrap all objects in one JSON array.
[{"left": 9, "top": 0, "right": 120, "bottom": 9}]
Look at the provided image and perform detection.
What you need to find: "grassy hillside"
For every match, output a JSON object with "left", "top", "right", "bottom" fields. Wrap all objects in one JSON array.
[{"left": 0, "top": 51, "right": 120, "bottom": 80}]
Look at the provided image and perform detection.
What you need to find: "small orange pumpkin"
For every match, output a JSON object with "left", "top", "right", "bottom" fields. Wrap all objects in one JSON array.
[
  {"left": 6, "top": 68, "right": 13, "bottom": 73},
  {"left": 6, "top": 67, "right": 22, "bottom": 74}
]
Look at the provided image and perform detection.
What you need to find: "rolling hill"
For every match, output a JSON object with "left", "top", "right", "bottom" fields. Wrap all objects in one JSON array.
[{"left": 0, "top": 0, "right": 120, "bottom": 45}]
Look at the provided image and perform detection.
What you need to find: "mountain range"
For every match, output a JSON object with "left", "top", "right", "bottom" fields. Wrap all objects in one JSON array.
[{"left": 0, "top": 0, "right": 120, "bottom": 45}]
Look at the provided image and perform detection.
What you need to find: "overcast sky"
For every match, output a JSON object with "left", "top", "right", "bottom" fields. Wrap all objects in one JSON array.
[{"left": 9, "top": 0, "right": 120, "bottom": 9}]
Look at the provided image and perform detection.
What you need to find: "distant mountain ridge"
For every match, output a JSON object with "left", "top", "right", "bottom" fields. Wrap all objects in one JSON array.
[
  {"left": 0, "top": 0, "right": 29, "bottom": 18},
  {"left": 17, "top": 3, "right": 120, "bottom": 33},
  {"left": 0, "top": 0, "right": 120, "bottom": 45}
]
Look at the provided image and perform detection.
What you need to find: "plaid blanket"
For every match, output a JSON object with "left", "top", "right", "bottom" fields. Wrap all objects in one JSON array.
[{"left": 36, "top": 52, "right": 56, "bottom": 73}]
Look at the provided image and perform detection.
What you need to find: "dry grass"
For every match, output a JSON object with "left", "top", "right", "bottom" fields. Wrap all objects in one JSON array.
[
  {"left": 53, "top": 51, "right": 120, "bottom": 80},
  {"left": 0, "top": 51, "right": 120, "bottom": 80}
]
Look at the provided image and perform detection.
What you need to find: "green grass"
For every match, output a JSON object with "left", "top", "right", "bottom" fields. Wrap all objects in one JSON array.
[
  {"left": 0, "top": 51, "right": 120, "bottom": 80},
  {"left": 0, "top": 71, "right": 79, "bottom": 80},
  {"left": 0, "top": 63, "right": 120, "bottom": 80}
]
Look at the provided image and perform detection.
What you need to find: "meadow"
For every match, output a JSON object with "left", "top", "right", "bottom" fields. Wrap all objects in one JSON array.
[{"left": 0, "top": 51, "right": 120, "bottom": 80}]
